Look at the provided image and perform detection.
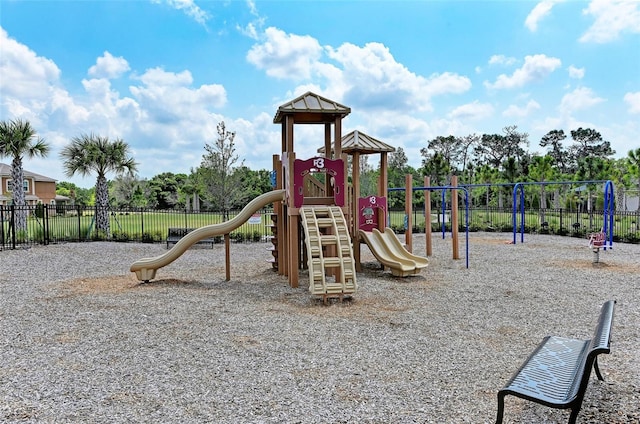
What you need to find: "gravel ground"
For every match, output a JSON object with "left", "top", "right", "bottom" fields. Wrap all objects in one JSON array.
[{"left": 1, "top": 232, "right": 639, "bottom": 423}]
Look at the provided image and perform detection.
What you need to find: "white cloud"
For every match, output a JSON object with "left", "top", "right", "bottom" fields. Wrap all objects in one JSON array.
[
  {"left": 246, "top": 27, "right": 323, "bottom": 80},
  {"left": 580, "top": 0, "right": 640, "bottom": 43},
  {"left": 151, "top": 0, "right": 209, "bottom": 25},
  {"left": 0, "top": 27, "right": 61, "bottom": 120},
  {"left": 448, "top": 101, "right": 494, "bottom": 121},
  {"left": 236, "top": 0, "right": 267, "bottom": 40},
  {"left": 503, "top": 100, "right": 541, "bottom": 118},
  {"left": 525, "top": 1, "right": 562, "bottom": 32},
  {"left": 328, "top": 42, "right": 471, "bottom": 112},
  {"left": 488, "top": 55, "right": 517, "bottom": 66},
  {"left": 559, "top": 86, "right": 605, "bottom": 113},
  {"left": 568, "top": 65, "right": 585, "bottom": 79},
  {"left": 248, "top": 30, "right": 471, "bottom": 114},
  {"left": 624, "top": 91, "right": 640, "bottom": 114},
  {"left": 88, "top": 51, "right": 130, "bottom": 79},
  {"left": 129, "top": 67, "right": 226, "bottom": 124},
  {"left": 485, "top": 54, "right": 561, "bottom": 90}
]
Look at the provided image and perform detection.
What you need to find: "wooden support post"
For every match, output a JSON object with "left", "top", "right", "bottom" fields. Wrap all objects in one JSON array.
[
  {"left": 288, "top": 214, "right": 299, "bottom": 288},
  {"left": 353, "top": 152, "right": 361, "bottom": 272},
  {"left": 424, "top": 176, "right": 432, "bottom": 257},
  {"left": 451, "top": 175, "right": 460, "bottom": 260},
  {"left": 273, "top": 154, "right": 284, "bottom": 275},
  {"left": 224, "top": 233, "right": 231, "bottom": 281},
  {"left": 405, "top": 174, "right": 412, "bottom": 253}
]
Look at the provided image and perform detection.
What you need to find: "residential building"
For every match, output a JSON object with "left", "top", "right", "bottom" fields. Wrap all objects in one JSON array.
[{"left": 0, "top": 162, "right": 68, "bottom": 206}]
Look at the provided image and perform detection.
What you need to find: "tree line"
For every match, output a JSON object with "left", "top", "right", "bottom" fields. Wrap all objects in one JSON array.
[{"left": 2, "top": 118, "right": 640, "bottom": 237}]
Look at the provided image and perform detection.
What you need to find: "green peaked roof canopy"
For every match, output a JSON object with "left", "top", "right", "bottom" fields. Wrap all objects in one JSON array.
[
  {"left": 318, "top": 130, "right": 396, "bottom": 155},
  {"left": 273, "top": 91, "right": 351, "bottom": 124}
]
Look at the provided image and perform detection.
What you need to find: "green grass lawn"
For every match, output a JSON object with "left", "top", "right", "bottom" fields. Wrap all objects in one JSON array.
[{"left": 5, "top": 207, "right": 638, "bottom": 245}]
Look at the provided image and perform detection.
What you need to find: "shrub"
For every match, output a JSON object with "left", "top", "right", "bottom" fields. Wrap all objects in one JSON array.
[
  {"left": 622, "top": 232, "right": 639, "bottom": 243},
  {"left": 141, "top": 232, "right": 155, "bottom": 243},
  {"left": 112, "top": 230, "right": 130, "bottom": 242},
  {"left": 92, "top": 230, "right": 108, "bottom": 241}
]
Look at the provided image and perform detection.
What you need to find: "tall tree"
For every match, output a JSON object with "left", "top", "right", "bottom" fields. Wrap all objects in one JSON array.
[
  {"left": 569, "top": 128, "right": 615, "bottom": 163},
  {"left": 539, "top": 129, "right": 570, "bottom": 174},
  {"left": 60, "top": 134, "right": 138, "bottom": 235},
  {"left": 458, "top": 134, "right": 480, "bottom": 183},
  {"left": 197, "top": 121, "right": 244, "bottom": 218},
  {"left": 145, "top": 172, "right": 189, "bottom": 209},
  {"left": 422, "top": 152, "right": 451, "bottom": 186},
  {"left": 474, "top": 125, "right": 528, "bottom": 170},
  {"left": 0, "top": 119, "right": 50, "bottom": 231}
]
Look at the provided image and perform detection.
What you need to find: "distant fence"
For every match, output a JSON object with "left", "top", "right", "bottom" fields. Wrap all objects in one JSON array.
[
  {"left": 387, "top": 205, "right": 640, "bottom": 243},
  {"left": 0, "top": 204, "right": 275, "bottom": 250},
  {"left": 1, "top": 204, "right": 639, "bottom": 250}
]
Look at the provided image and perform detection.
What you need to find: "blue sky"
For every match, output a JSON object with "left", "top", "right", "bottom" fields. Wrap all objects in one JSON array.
[{"left": 1, "top": 0, "right": 639, "bottom": 188}]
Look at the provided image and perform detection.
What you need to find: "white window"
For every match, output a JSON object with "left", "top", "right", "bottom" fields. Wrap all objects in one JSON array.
[{"left": 6, "top": 180, "right": 29, "bottom": 193}]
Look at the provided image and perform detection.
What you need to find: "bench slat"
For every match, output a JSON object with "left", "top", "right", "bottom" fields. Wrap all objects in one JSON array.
[{"left": 502, "top": 336, "right": 589, "bottom": 405}]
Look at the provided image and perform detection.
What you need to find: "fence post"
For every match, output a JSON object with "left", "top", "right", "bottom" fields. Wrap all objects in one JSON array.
[
  {"left": 0, "top": 207, "right": 4, "bottom": 249},
  {"left": 44, "top": 204, "right": 50, "bottom": 245},
  {"left": 140, "top": 208, "right": 145, "bottom": 240},
  {"left": 77, "top": 205, "right": 82, "bottom": 242},
  {"left": 9, "top": 205, "right": 16, "bottom": 249}
]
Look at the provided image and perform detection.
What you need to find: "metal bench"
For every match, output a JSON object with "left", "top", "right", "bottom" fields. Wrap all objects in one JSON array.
[
  {"left": 496, "top": 300, "right": 616, "bottom": 424},
  {"left": 166, "top": 228, "right": 215, "bottom": 249}
]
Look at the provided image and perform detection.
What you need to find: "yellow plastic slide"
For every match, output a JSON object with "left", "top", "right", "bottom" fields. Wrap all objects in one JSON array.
[
  {"left": 359, "top": 228, "right": 424, "bottom": 277},
  {"left": 377, "top": 227, "right": 429, "bottom": 270},
  {"left": 130, "top": 190, "right": 285, "bottom": 282}
]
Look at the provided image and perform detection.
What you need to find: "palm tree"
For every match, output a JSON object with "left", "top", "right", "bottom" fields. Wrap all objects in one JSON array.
[
  {"left": 0, "top": 119, "right": 50, "bottom": 231},
  {"left": 60, "top": 134, "right": 137, "bottom": 236}
]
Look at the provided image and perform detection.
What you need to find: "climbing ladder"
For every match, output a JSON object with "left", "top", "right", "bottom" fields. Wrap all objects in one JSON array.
[{"left": 300, "top": 206, "right": 356, "bottom": 303}]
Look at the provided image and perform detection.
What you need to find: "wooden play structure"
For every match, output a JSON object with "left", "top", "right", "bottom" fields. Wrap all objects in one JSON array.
[
  {"left": 270, "top": 92, "right": 356, "bottom": 302},
  {"left": 270, "top": 92, "right": 430, "bottom": 300}
]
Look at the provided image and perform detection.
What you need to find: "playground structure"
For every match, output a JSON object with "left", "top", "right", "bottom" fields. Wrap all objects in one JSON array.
[
  {"left": 131, "top": 92, "right": 430, "bottom": 301},
  {"left": 270, "top": 92, "right": 429, "bottom": 301}
]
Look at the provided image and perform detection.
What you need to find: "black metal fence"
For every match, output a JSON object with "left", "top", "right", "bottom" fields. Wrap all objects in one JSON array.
[
  {"left": 0, "top": 204, "right": 276, "bottom": 250},
  {"left": 2, "top": 204, "right": 639, "bottom": 250},
  {"left": 386, "top": 205, "right": 640, "bottom": 243}
]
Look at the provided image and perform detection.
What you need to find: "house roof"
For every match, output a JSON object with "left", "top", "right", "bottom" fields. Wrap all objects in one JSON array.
[
  {"left": 273, "top": 91, "right": 351, "bottom": 124},
  {"left": 0, "top": 163, "right": 57, "bottom": 182},
  {"left": 318, "top": 130, "right": 396, "bottom": 155}
]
